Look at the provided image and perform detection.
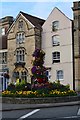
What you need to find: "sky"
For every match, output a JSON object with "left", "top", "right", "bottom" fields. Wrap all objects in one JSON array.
[{"left": 0, "top": 0, "right": 78, "bottom": 20}]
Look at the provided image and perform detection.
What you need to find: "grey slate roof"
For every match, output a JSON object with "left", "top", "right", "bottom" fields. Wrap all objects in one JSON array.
[{"left": 20, "top": 11, "right": 45, "bottom": 29}]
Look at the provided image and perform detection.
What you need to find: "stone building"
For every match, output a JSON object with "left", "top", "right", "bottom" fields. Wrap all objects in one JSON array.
[
  {"left": 72, "top": 1, "right": 80, "bottom": 91},
  {"left": 0, "top": 16, "right": 14, "bottom": 90},
  {"left": 0, "top": 16, "right": 13, "bottom": 72},
  {"left": 7, "top": 11, "right": 45, "bottom": 83}
]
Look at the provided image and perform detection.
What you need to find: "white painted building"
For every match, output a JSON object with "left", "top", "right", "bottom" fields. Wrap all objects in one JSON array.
[{"left": 42, "top": 7, "right": 73, "bottom": 90}]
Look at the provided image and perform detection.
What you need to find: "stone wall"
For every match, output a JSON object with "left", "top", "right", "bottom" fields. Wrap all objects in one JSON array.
[{"left": 2, "top": 96, "right": 80, "bottom": 104}]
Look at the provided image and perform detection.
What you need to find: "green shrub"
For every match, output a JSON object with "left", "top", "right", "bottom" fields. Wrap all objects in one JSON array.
[
  {"left": 49, "top": 81, "right": 70, "bottom": 92},
  {"left": 15, "top": 80, "right": 26, "bottom": 91},
  {"left": 15, "top": 80, "right": 31, "bottom": 91},
  {"left": 36, "top": 88, "right": 50, "bottom": 95},
  {"left": 7, "top": 83, "right": 15, "bottom": 91}
]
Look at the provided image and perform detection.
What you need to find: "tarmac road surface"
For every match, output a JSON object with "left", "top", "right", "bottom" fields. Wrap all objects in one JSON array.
[{"left": 1, "top": 103, "right": 80, "bottom": 120}]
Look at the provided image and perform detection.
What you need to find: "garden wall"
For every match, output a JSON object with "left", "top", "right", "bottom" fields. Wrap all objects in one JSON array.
[{"left": 1, "top": 96, "right": 80, "bottom": 104}]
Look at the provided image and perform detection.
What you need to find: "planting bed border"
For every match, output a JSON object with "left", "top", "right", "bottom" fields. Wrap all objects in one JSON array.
[{"left": 1, "top": 96, "right": 80, "bottom": 104}]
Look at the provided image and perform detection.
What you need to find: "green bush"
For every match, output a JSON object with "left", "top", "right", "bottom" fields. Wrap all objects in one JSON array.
[
  {"left": 7, "top": 83, "right": 15, "bottom": 91},
  {"left": 49, "top": 81, "right": 70, "bottom": 92},
  {"left": 36, "top": 88, "right": 50, "bottom": 95},
  {"left": 7, "top": 80, "right": 31, "bottom": 92},
  {"left": 15, "top": 80, "right": 31, "bottom": 91}
]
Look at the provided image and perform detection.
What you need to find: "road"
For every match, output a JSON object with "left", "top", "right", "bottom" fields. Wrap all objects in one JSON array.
[{"left": 1, "top": 105, "right": 80, "bottom": 120}]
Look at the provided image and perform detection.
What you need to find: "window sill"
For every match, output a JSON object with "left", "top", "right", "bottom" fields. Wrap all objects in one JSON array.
[
  {"left": 52, "top": 61, "right": 60, "bottom": 64},
  {"left": 53, "top": 44, "right": 60, "bottom": 47}
]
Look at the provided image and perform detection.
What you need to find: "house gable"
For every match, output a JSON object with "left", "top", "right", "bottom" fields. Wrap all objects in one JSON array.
[
  {"left": 42, "top": 7, "right": 72, "bottom": 30},
  {"left": 8, "top": 11, "right": 45, "bottom": 35},
  {"left": 8, "top": 13, "right": 34, "bottom": 36}
]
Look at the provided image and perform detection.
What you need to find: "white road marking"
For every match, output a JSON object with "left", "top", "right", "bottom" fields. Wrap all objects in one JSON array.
[
  {"left": 17, "top": 109, "right": 40, "bottom": 120},
  {"left": 63, "top": 116, "right": 79, "bottom": 118},
  {"left": 59, "top": 116, "right": 80, "bottom": 119},
  {"left": 77, "top": 108, "right": 80, "bottom": 115}
]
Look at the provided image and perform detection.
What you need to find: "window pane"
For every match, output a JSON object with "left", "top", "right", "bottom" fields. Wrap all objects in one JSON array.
[
  {"left": 21, "top": 71, "right": 27, "bottom": 81},
  {"left": 2, "top": 52, "right": 7, "bottom": 64},
  {"left": 16, "top": 33, "right": 25, "bottom": 44},
  {"left": 52, "top": 21, "right": 59, "bottom": 31},
  {"left": 53, "top": 53, "right": 56, "bottom": 58},
  {"left": 2, "top": 28, "right": 5, "bottom": 35},
  {"left": 52, "top": 35, "right": 60, "bottom": 46},
  {"left": 19, "top": 34, "right": 22, "bottom": 40},
  {"left": 16, "top": 49, "right": 25, "bottom": 62},
  {"left": 18, "top": 21, "right": 23, "bottom": 29},
  {"left": 46, "top": 70, "right": 51, "bottom": 81},
  {"left": 52, "top": 52, "right": 60, "bottom": 63},
  {"left": 57, "top": 70, "right": 63, "bottom": 80},
  {"left": 16, "top": 51, "right": 19, "bottom": 62},
  {"left": 22, "top": 33, "right": 24, "bottom": 40}
]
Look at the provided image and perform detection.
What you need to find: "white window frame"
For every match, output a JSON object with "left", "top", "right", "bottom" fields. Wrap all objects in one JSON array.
[
  {"left": 2, "top": 52, "right": 7, "bottom": 64},
  {"left": 52, "top": 52, "right": 60, "bottom": 63},
  {"left": 16, "top": 49, "right": 25, "bottom": 63},
  {"left": 52, "top": 21, "right": 59, "bottom": 31},
  {"left": 52, "top": 35, "right": 60, "bottom": 46},
  {"left": 56, "top": 70, "right": 64, "bottom": 80},
  {"left": 16, "top": 32, "right": 25, "bottom": 44}
]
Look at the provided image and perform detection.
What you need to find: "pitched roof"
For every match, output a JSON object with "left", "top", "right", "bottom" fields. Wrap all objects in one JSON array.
[
  {"left": 20, "top": 11, "right": 45, "bottom": 29},
  {"left": 54, "top": 7, "right": 72, "bottom": 20}
]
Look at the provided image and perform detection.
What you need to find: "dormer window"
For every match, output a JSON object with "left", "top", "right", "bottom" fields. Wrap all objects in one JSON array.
[{"left": 52, "top": 21, "right": 59, "bottom": 31}]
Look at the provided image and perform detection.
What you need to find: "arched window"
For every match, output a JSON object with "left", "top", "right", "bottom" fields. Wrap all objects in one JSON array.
[
  {"left": 13, "top": 71, "right": 19, "bottom": 78},
  {"left": 52, "top": 21, "right": 59, "bottom": 31},
  {"left": 21, "top": 71, "right": 27, "bottom": 81},
  {"left": 56, "top": 70, "right": 63, "bottom": 80},
  {"left": 16, "top": 50, "right": 25, "bottom": 62},
  {"left": 52, "top": 52, "right": 60, "bottom": 63},
  {"left": 52, "top": 35, "right": 60, "bottom": 46},
  {"left": 15, "top": 48, "right": 26, "bottom": 63}
]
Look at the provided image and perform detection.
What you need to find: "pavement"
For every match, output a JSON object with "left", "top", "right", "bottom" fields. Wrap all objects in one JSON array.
[{"left": 1, "top": 101, "right": 80, "bottom": 111}]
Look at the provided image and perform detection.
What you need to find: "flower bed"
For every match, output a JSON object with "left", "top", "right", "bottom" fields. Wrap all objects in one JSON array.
[{"left": 2, "top": 89, "right": 77, "bottom": 98}]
